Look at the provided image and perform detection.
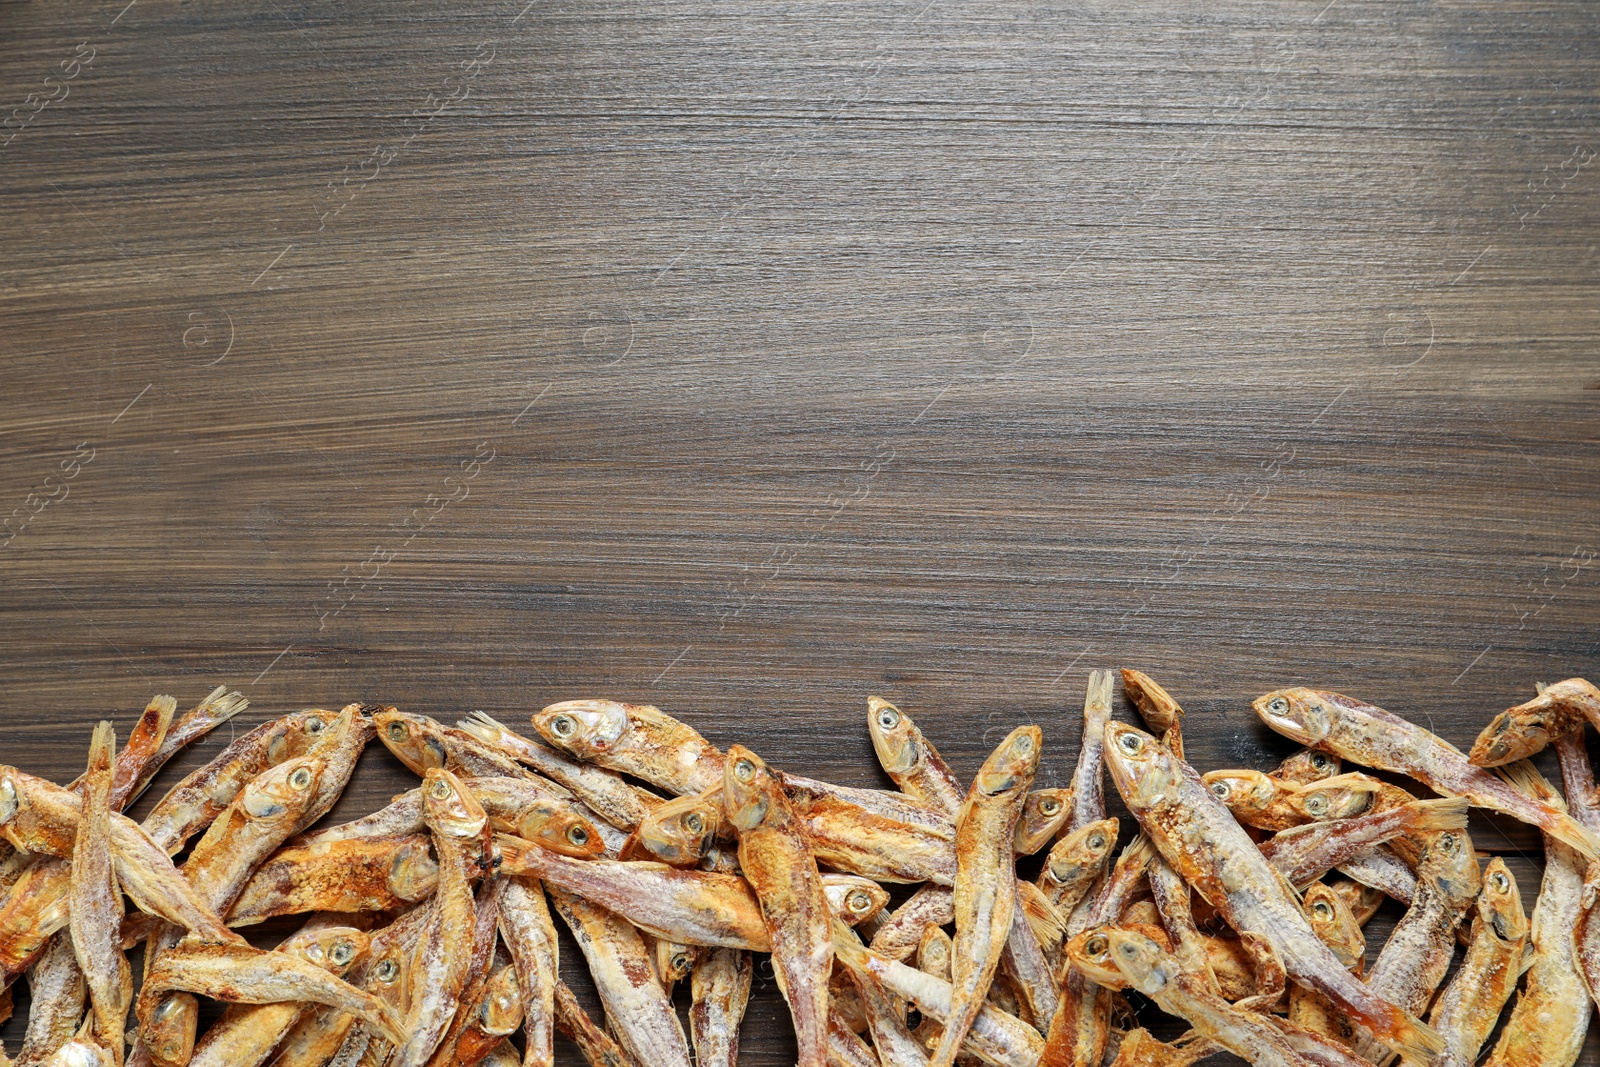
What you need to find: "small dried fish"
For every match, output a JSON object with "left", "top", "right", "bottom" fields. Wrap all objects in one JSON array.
[
  {"left": 1428, "top": 858, "right": 1528, "bottom": 1067},
  {"left": 626, "top": 791, "right": 720, "bottom": 866},
  {"left": 1120, "top": 669, "right": 1186, "bottom": 759},
  {"left": 374, "top": 711, "right": 539, "bottom": 787},
  {"left": 17, "top": 933, "right": 86, "bottom": 1066},
  {"left": 445, "top": 964, "right": 524, "bottom": 1067},
  {"left": 1269, "top": 748, "right": 1340, "bottom": 787},
  {"left": 1037, "top": 817, "right": 1118, "bottom": 913},
  {"left": 551, "top": 980, "right": 636, "bottom": 1067},
  {"left": 391, "top": 769, "right": 491, "bottom": 1067},
  {"left": 187, "top": 926, "right": 367, "bottom": 1067},
  {"left": 226, "top": 835, "right": 438, "bottom": 925},
  {"left": 1260, "top": 796, "right": 1469, "bottom": 888},
  {"left": 866, "top": 697, "right": 964, "bottom": 815},
  {"left": 1469, "top": 677, "right": 1600, "bottom": 766},
  {"left": 724, "top": 745, "right": 833, "bottom": 1067},
  {"left": 67, "top": 724, "right": 128, "bottom": 1065},
  {"left": 548, "top": 887, "right": 692, "bottom": 1067},
  {"left": 497, "top": 877, "right": 557, "bottom": 1067},
  {"left": 1066, "top": 670, "right": 1115, "bottom": 834},
  {"left": 532, "top": 700, "right": 723, "bottom": 795},
  {"left": 689, "top": 949, "right": 752, "bottom": 1067},
  {"left": 1286, "top": 884, "right": 1364, "bottom": 1049},
  {"left": 931, "top": 726, "right": 1039, "bottom": 1067},
  {"left": 867, "top": 884, "right": 954, "bottom": 961},
  {"left": 1200, "top": 769, "right": 1305, "bottom": 833},
  {"left": 1255, "top": 687, "right": 1600, "bottom": 859},
  {"left": 1014, "top": 789, "right": 1073, "bottom": 855}
]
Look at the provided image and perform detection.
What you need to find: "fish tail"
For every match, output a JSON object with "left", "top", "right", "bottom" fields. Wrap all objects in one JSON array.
[
  {"left": 89, "top": 720, "right": 116, "bottom": 772},
  {"left": 1549, "top": 813, "right": 1600, "bottom": 863},
  {"left": 196, "top": 685, "right": 248, "bottom": 725},
  {"left": 1401, "top": 797, "right": 1469, "bottom": 834},
  {"left": 1377, "top": 1005, "right": 1446, "bottom": 1062}
]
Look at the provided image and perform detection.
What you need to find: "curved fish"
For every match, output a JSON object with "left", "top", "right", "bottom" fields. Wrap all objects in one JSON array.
[
  {"left": 866, "top": 697, "right": 964, "bottom": 814},
  {"left": 1429, "top": 858, "right": 1528, "bottom": 1067}
]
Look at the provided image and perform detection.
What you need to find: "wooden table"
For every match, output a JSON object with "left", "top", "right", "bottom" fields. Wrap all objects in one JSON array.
[{"left": 4, "top": 0, "right": 1599, "bottom": 1061}]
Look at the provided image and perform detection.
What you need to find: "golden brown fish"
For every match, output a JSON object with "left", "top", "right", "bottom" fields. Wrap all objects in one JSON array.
[
  {"left": 1469, "top": 678, "right": 1600, "bottom": 766},
  {"left": 225, "top": 834, "right": 439, "bottom": 925},
  {"left": 1286, "top": 883, "right": 1364, "bottom": 1048},
  {"left": 187, "top": 925, "right": 367, "bottom": 1067},
  {"left": 1269, "top": 748, "right": 1340, "bottom": 787},
  {"left": 1261, "top": 796, "right": 1468, "bottom": 888},
  {"left": 1120, "top": 668, "right": 1186, "bottom": 759},
  {"left": 67, "top": 723, "right": 128, "bottom": 1065},
  {"left": 866, "top": 696, "right": 964, "bottom": 814},
  {"left": 626, "top": 791, "right": 720, "bottom": 866},
  {"left": 548, "top": 887, "right": 692, "bottom": 1067},
  {"left": 1428, "top": 858, "right": 1528, "bottom": 1067},
  {"left": 552, "top": 980, "right": 638, "bottom": 1067},
  {"left": 532, "top": 700, "right": 724, "bottom": 795},
  {"left": 392, "top": 768, "right": 491, "bottom": 1067},
  {"left": 1037, "top": 817, "right": 1118, "bottom": 914},
  {"left": 867, "top": 884, "right": 954, "bottom": 961},
  {"left": 497, "top": 876, "right": 557, "bottom": 1067},
  {"left": 930, "top": 726, "right": 1039, "bottom": 1067},
  {"left": 1066, "top": 671, "right": 1115, "bottom": 834},
  {"left": 17, "top": 933, "right": 86, "bottom": 1065},
  {"left": 724, "top": 744, "right": 833, "bottom": 1067},
  {"left": 689, "top": 949, "right": 751, "bottom": 1067},
  {"left": 1014, "top": 789, "right": 1073, "bottom": 855}
]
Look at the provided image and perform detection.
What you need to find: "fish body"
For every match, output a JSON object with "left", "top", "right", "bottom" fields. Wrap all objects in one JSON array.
[
  {"left": 226, "top": 834, "right": 438, "bottom": 925},
  {"left": 1262, "top": 797, "right": 1468, "bottom": 888},
  {"left": 689, "top": 949, "right": 752, "bottom": 1067},
  {"left": 723, "top": 745, "right": 832, "bottom": 1067},
  {"left": 1066, "top": 671, "right": 1115, "bottom": 834},
  {"left": 532, "top": 700, "right": 723, "bottom": 795},
  {"left": 68, "top": 724, "right": 128, "bottom": 1065},
  {"left": 497, "top": 877, "right": 558, "bottom": 1067}
]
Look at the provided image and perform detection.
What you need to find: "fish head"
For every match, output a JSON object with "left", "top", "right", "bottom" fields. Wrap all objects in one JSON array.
[
  {"left": 976, "top": 726, "right": 1043, "bottom": 797},
  {"left": 1120, "top": 669, "right": 1182, "bottom": 734},
  {"left": 530, "top": 700, "right": 629, "bottom": 759},
  {"left": 654, "top": 941, "right": 698, "bottom": 987},
  {"left": 241, "top": 755, "right": 325, "bottom": 820},
  {"left": 477, "top": 965, "right": 524, "bottom": 1036},
  {"left": 1063, "top": 926, "right": 1125, "bottom": 987},
  {"left": 1467, "top": 711, "right": 1546, "bottom": 768},
  {"left": 824, "top": 875, "right": 890, "bottom": 926},
  {"left": 1285, "top": 773, "right": 1381, "bottom": 821},
  {"left": 1422, "top": 830, "right": 1482, "bottom": 905},
  {"left": 422, "top": 767, "right": 489, "bottom": 840},
  {"left": 1478, "top": 858, "right": 1528, "bottom": 942},
  {"left": 1271, "top": 747, "right": 1340, "bottom": 785},
  {"left": 271, "top": 709, "right": 344, "bottom": 763},
  {"left": 515, "top": 798, "right": 604, "bottom": 858},
  {"left": 1301, "top": 883, "right": 1364, "bottom": 969},
  {"left": 363, "top": 936, "right": 410, "bottom": 1004},
  {"left": 1104, "top": 927, "right": 1176, "bottom": 998},
  {"left": 1102, "top": 723, "right": 1182, "bottom": 808},
  {"left": 1016, "top": 788, "right": 1073, "bottom": 853},
  {"left": 636, "top": 793, "right": 719, "bottom": 864},
  {"left": 0, "top": 769, "right": 22, "bottom": 826},
  {"left": 1046, "top": 817, "right": 1119, "bottom": 884},
  {"left": 1200, "top": 769, "right": 1276, "bottom": 814},
  {"left": 146, "top": 994, "right": 199, "bottom": 1067},
  {"left": 387, "top": 838, "right": 440, "bottom": 902},
  {"left": 723, "top": 745, "right": 781, "bottom": 830},
  {"left": 866, "top": 696, "right": 921, "bottom": 775},
  {"left": 1253, "top": 688, "right": 1333, "bottom": 746},
  {"left": 374, "top": 710, "right": 450, "bottom": 773},
  {"left": 917, "top": 926, "right": 952, "bottom": 977},
  {"left": 283, "top": 925, "right": 370, "bottom": 977}
]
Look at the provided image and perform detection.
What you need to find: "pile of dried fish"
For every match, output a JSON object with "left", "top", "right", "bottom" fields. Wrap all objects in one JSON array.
[{"left": 1, "top": 672, "right": 1599, "bottom": 1067}]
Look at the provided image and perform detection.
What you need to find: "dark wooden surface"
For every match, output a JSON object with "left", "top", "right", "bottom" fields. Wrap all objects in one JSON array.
[{"left": 4, "top": 0, "right": 1600, "bottom": 1061}]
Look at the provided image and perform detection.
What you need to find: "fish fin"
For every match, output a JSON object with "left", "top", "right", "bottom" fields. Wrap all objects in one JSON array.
[
  {"left": 1496, "top": 759, "right": 1563, "bottom": 807},
  {"left": 456, "top": 717, "right": 497, "bottom": 744},
  {"left": 138, "top": 696, "right": 178, "bottom": 753},
  {"left": 1385, "top": 1010, "right": 1445, "bottom": 1061},
  {"left": 89, "top": 720, "right": 117, "bottom": 773},
  {"left": 1401, "top": 796, "right": 1470, "bottom": 833},
  {"left": 1304, "top": 772, "right": 1386, "bottom": 795},
  {"left": 195, "top": 685, "right": 248, "bottom": 725},
  {"left": 1549, "top": 815, "right": 1600, "bottom": 863}
]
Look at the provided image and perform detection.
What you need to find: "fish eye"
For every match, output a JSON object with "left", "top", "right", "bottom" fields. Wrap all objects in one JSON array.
[
  {"left": 550, "top": 716, "right": 576, "bottom": 739},
  {"left": 306, "top": 718, "right": 325, "bottom": 734},
  {"left": 430, "top": 779, "right": 452, "bottom": 799},
  {"left": 1491, "top": 871, "right": 1509, "bottom": 893},
  {"left": 1118, "top": 733, "right": 1143, "bottom": 756},
  {"left": 1118, "top": 942, "right": 1138, "bottom": 959},
  {"left": 682, "top": 812, "right": 705, "bottom": 834},
  {"left": 1209, "top": 781, "right": 1230, "bottom": 799},
  {"left": 733, "top": 758, "right": 756, "bottom": 782},
  {"left": 567, "top": 825, "right": 590, "bottom": 846},
  {"left": 1039, "top": 797, "right": 1061, "bottom": 816},
  {"left": 1309, "top": 752, "right": 1329, "bottom": 770},
  {"left": 876, "top": 708, "right": 899, "bottom": 730},
  {"left": 1013, "top": 733, "right": 1034, "bottom": 755},
  {"left": 387, "top": 722, "right": 408, "bottom": 742},
  {"left": 331, "top": 942, "right": 354, "bottom": 965},
  {"left": 1084, "top": 935, "right": 1107, "bottom": 957},
  {"left": 848, "top": 890, "right": 873, "bottom": 914},
  {"left": 289, "top": 767, "right": 313, "bottom": 790},
  {"left": 1311, "top": 900, "right": 1332, "bottom": 921},
  {"left": 1088, "top": 834, "right": 1106, "bottom": 850},
  {"left": 375, "top": 959, "right": 398, "bottom": 982},
  {"left": 1437, "top": 833, "right": 1458, "bottom": 855},
  {"left": 1305, "top": 794, "right": 1328, "bottom": 816},
  {"left": 671, "top": 953, "right": 690, "bottom": 972},
  {"left": 1267, "top": 698, "right": 1289, "bottom": 716}
]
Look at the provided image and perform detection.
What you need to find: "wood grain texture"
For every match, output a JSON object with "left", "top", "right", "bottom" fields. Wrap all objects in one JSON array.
[{"left": 3, "top": 0, "right": 1600, "bottom": 1061}]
